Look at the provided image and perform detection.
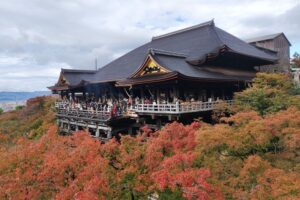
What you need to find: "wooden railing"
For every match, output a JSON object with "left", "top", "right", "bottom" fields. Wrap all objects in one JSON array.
[
  {"left": 55, "top": 102, "right": 114, "bottom": 121},
  {"left": 56, "top": 108, "right": 112, "bottom": 121},
  {"left": 130, "top": 100, "right": 233, "bottom": 114},
  {"left": 55, "top": 100, "right": 233, "bottom": 120}
]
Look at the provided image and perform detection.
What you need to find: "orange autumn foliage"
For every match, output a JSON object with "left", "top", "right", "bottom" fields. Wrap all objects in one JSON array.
[{"left": 0, "top": 93, "right": 300, "bottom": 199}]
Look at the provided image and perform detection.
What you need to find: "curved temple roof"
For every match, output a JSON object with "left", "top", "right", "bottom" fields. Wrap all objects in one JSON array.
[{"left": 50, "top": 20, "right": 279, "bottom": 89}]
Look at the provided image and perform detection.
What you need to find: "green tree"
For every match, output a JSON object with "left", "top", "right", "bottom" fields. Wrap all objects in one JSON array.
[
  {"left": 234, "top": 73, "right": 300, "bottom": 115},
  {"left": 15, "top": 105, "right": 24, "bottom": 110},
  {"left": 292, "top": 52, "right": 300, "bottom": 68},
  {"left": 0, "top": 108, "right": 3, "bottom": 115}
]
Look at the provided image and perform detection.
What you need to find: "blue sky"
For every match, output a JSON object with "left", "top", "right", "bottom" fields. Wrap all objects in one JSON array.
[
  {"left": 291, "top": 43, "right": 300, "bottom": 56},
  {"left": 0, "top": 0, "right": 299, "bottom": 91}
]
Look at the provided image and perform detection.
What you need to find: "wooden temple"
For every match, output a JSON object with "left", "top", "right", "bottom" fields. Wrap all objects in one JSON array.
[{"left": 48, "top": 20, "right": 282, "bottom": 140}]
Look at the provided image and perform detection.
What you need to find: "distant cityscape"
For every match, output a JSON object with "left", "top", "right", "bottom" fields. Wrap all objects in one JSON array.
[{"left": 0, "top": 91, "right": 51, "bottom": 112}]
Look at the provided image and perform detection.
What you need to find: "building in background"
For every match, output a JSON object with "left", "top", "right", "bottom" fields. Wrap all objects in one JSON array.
[{"left": 245, "top": 33, "right": 291, "bottom": 72}]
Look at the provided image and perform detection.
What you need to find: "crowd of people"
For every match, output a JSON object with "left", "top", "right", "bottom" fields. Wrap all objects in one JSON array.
[
  {"left": 57, "top": 97, "right": 131, "bottom": 117},
  {"left": 57, "top": 94, "right": 231, "bottom": 117}
]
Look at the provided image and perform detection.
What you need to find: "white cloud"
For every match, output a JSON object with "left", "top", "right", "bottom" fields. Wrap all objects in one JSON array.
[{"left": 0, "top": 0, "right": 299, "bottom": 91}]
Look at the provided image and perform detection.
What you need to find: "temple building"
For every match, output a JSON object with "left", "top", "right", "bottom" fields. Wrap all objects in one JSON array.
[{"left": 49, "top": 20, "right": 288, "bottom": 140}]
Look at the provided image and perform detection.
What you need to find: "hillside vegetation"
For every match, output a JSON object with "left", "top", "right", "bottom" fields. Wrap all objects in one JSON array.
[
  {"left": 0, "top": 96, "right": 55, "bottom": 145},
  {"left": 0, "top": 73, "right": 299, "bottom": 200}
]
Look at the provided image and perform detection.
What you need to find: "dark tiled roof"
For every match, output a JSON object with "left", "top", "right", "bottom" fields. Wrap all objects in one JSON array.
[
  {"left": 154, "top": 55, "right": 253, "bottom": 80},
  {"left": 54, "top": 20, "right": 281, "bottom": 88},
  {"left": 152, "top": 54, "right": 255, "bottom": 81},
  {"left": 213, "top": 27, "right": 277, "bottom": 61},
  {"left": 90, "top": 20, "right": 277, "bottom": 83},
  {"left": 117, "top": 51, "right": 256, "bottom": 86},
  {"left": 62, "top": 68, "right": 97, "bottom": 85}
]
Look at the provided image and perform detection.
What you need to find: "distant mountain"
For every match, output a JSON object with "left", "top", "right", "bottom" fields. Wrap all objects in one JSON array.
[{"left": 0, "top": 91, "right": 51, "bottom": 102}]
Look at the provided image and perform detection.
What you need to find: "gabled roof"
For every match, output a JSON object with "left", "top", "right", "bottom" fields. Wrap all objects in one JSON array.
[
  {"left": 152, "top": 53, "right": 256, "bottom": 80},
  {"left": 245, "top": 32, "right": 291, "bottom": 46},
  {"left": 116, "top": 50, "right": 256, "bottom": 86},
  {"left": 61, "top": 68, "right": 97, "bottom": 86},
  {"left": 90, "top": 20, "right": 277, "bottom": 83},
  {"left": 50, "top": 20, "right": 283, "bottom": 90}
]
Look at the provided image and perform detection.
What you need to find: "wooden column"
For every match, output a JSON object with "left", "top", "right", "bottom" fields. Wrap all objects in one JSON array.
[
  {"left": 95, "top": 127, "right": 100, "bottom": 137},
  {"left": 222, "top": 89, "right": 225, "bottom": 100},
  {"left": 128, "top": 127, "right": 133, "bottom": 135},
  {"left": 71, "top": 92, "right": 75, "bottom": 101},
  {"left": 140, "top": 88, "right": 144, "bottom": 104},
  {"left": 107, "top": 130, "right": 112, "bottom": 139},
  {"left": 173, "top": 86, "right": 179, "bottom": 100},
  {"left": 67, "top": 121, "right": 70, "bottom": 132},
  {"left": 156, "top": 89, "right": 160, "bottom": 104}
]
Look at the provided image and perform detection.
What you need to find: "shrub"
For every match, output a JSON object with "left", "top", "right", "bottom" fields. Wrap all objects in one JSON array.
[
  {"left": 234, "top": 73, "right": 300, "bottom": 115},
  {"left": 15, "top": 105, "right": 24, "bottom": 110}
]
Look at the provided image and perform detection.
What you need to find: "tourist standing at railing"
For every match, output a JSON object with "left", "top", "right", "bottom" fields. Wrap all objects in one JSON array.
[
  {"left": 128, "top": 97, "right": 133, "bottom": 110},
  {"left": 111, "top": 104, "right": 117, "bottom": 117},
  {"left": 175, "top": 99, "right": 180, "bottom": 112},
  {"left": 190, "top": 97, "right": 195, "bottom": 110},
  {"left": 144, "top": 98, "right": 150, "bottom": 104},
  {"left": 135, "top": 96, "right": 140, "bottom": 105},
  {"left": 77, "top": 103, "right": 83, "bottom": 110},
  {"left": 121, "top": 97, "right": 128, "bottom": 113}
]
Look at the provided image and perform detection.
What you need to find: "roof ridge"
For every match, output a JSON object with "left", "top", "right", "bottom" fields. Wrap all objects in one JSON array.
[
  {"left": 149, "top": 48, "right": 187, "bottom": 58},
  {"left": 210, "top": 25, "right": 225, "bottom": 47},
  {"left": 245, "top": 32, "right": 291, "bottom": 46},
  {"left": 151, "top": 19, "right": 214, "bottom": 41},
  {"left": 244, "top": 33, "right": 283, "bottom": 42},
  {"left": 62, "top": 68, "right": 97, "bottom": 73}
]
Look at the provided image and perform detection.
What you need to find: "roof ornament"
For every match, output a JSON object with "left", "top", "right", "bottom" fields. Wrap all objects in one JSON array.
[{"left": 211, "top": 18, "right": 215, "bottom": 26}]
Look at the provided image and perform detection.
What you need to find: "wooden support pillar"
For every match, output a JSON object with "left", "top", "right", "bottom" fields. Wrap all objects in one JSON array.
[
  {"left": 95, "top": 128, "right": 100, "bottom": 137},
  {"left": 156, "top": 89, "right": 160, "bottom": 104},
  {"left": 203, "top": 89, "right": 207, "bottom": 101},
  {"left": 156, "top": 118, "right": 162, "bottom": 129},
  {"left": 75, "top": 125, "right": 79, "bottom": 132},
  {"left": 211, "top": 90, "right": 214, "bottom": 101},
  {"left": 151, "top": 114, "right": 155, "bottom": 120},
  {"left": 173, "top": 86, "right": 179, "bottom": 101},
  {"left": 222, "top": 89, "right": 225, "bottom": 100},
  {"left": 71, "top": 92, "right": 75, "bottom": 101},
  {"left": 140, "top": 88, "right": 144, "bottom": 103},
  {"left": 107, "top": 130, "right": 112, "bottom": 139},
  {"left": 128, "top": 127, "right": 133, "bottom": 135},
  {"left": 67, "top": 122, "right": 70, "bottom": 132}
]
